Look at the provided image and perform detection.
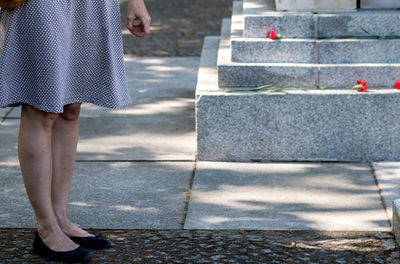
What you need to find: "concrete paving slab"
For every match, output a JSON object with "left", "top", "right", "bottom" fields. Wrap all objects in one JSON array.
[
  {"left": 0, "top": 113, "right": 195, "bottom": 162},
  {"left": 0, "top": 119, "right": 19, "bottom": 164},
  {"left": 1, "top": 58, "right": 197, "bottom": 161},
  {"left": 79, "top": 56, "right": 200, "bottom": 118},
  {"left": 76, "top": 114, "right": 195, "bottom": 161},
  {"left": 185, "top": 162, "right": 390, "bottom": 231},
  {"left": 0, "top": 161, "right": 193, "bottom": 228},
  {"left": 371, "top": 162, "right": 400, "bottom": 223},
  {"left": 0, "top": 107, "right": 12, "bottom": 119},
  {"left": 2, "top": 107, "right": 20, "bottom": 119},
  {"left": 3, "top": 57, "right": 200, "bottom": 119}
]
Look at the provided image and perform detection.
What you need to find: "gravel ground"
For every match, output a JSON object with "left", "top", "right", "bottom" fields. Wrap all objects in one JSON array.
[
  {"left": 1, "top": 228, "right": 399, "bottom": 263},
  {"left": 119, "top": 0, "right": 233, "bottom": 56}
]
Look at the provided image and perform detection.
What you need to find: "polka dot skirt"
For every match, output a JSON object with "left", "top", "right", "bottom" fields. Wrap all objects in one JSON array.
[{"left": 0, "top": 0, "right": 132, "bottom": 113}]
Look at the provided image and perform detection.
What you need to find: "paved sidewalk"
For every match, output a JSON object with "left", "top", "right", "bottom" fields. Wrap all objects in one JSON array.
[{"left": 1, "top": 57, "right": 400, "bottom": 262}]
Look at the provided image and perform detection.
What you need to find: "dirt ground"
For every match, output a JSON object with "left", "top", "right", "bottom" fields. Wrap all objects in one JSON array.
[{"left": 119, "top": 0, "right": 233, "bottom": 56}]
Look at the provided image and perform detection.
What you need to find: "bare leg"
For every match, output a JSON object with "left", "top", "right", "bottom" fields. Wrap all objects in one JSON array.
[
  {"left": 51, "top": 103, "right": 94, "bottom": 237},
  {"left": 18, "top": 105, "right": 78, "bottom": 251}
]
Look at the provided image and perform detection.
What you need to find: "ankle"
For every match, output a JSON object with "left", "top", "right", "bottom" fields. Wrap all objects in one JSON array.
[
  {"left": 36, "top": 220, "right": 61, "bottom": 239},
  {"left": 54, "top": 212, "right": 70, "bottom": 225}
]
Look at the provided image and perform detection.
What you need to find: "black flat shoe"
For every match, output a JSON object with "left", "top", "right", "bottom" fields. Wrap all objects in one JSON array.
[
  {"left": 67, "top": 233, "right": 112, "bottom": 250},
  {"left": 33, "top": 231, "right": 91, "bottom": 263}
]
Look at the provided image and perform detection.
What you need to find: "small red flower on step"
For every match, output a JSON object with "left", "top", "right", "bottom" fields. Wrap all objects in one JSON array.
[
  {"left": 268, "top": 30, "right": 283, "bottom": 40},
  {"left": 268, "top": 30, "right": 276, "bottom": 39},
  {"left": 396, "top": 81, "right": 400, "bottom": 90},
  {"left": 356, "top": 80, "right": 367, "bottom": 92}
]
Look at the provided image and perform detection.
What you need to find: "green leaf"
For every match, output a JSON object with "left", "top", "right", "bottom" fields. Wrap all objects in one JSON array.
[
  {"left": 350, "top": 84, "right": 363, "bottom": 90},
  {"left": 337, "top": 35, "right": 360, "bottom": 39}
]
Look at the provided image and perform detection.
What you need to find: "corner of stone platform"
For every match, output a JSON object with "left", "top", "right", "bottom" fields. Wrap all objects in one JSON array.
[{"left": 392, "top": 199, "right": 400, "bottom": 246}]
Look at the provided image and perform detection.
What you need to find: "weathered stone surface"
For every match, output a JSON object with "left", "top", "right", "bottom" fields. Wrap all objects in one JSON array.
[
  {"left": 231, "top": 0, "right": 244, "bottom": 39},
  {"left": 185, "top": 162, "right": 389, "bottom": 230},
  {"left": 0, "top": 161, "right": 193, "bottom": 229},
  {"left": 196, "top": 37, "right": 220, "bottom": 94},
  {"left": 197, "top": 90, "right": 400, "bottom": 161},
  {"left": 275, "top": 0, "right": 356, "bottom": 11},
  {"left": 318, "top": 11, "right": 400, "bottom": 38},
  {"left": 319, "top": 39, "right": 400, "bottom": 64},
  {"left": 371, "top": 162, "right": 400, "bottom": 223},
  {"left": 199, "top": 20, "right": 400, "bottom": 161},
  {"left": 244, "top": 13, "right": 315, "bottom": 38},
  {"left": 232, "top": 39, "right": 316, "bottom": 63},
  {"left": 218, "top": 63, "right": 317, "bottom": 88},
  {"left": 0, "top": 107, "right": 11, "bottom": 119},
  {"left": 243, "top": 0, "right": 275, "bottom": 15},
  {"left": 361, "top": 0, "right": 400, "bottom": 9},
  {"left": 393, "top": 199, "right": 400, "bottom": 245},
  {"left": 76, "top": 114, "right": 195, "bottom": 161},
  {"left": 0, "top": 119, "right": 19, "bottom": 163},
  {"left": 319, "top": 64, "right": 400, "bottom": 88},
  {"left": 219, "top": 19, "right": 317, "bottom": 88}
]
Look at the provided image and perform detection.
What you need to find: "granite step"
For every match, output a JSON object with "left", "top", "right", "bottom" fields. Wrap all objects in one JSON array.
[
  {"left": 198, "top": 36, "right": 400, "bottom": 161},
  {"left": 231, "top": 38, "right": 400, "bottom": 64},
  {"left": 244, "top": 10, "right": 400, "bottom": 39},
  {"left": 231, "top": 39, "right": 316, "bottom": 63},
  {"left": 220, "top": 18, "right": 400, "bottom": 88},
  {"left": 318, "top": 11, "right": 400, "bottom": 38},
  {"left": 244, "top": 12, "right": 316, "bottom": 39}
]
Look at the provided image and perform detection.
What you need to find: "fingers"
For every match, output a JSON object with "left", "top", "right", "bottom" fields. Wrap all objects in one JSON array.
[
  {"left": 127, "top": 16, "right": 151, "bottom": 37},
  {"left": 142, "top": 16, "right": 151, "bottom": 35},
  {"left": 126, "top": 11, "right": 135, "bottom": 30},
  {"left": 126, "top": 0, "right": 151, "bottom": 37}
]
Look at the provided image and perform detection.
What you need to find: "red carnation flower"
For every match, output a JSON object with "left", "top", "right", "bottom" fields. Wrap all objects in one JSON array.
[
  {"left": 356, "top": 80, "right": 367, "bottom": 92},
  {"left": 268, "top": 30, "right": 276, "bottom": 39},
  {"left": 268, "top": 30, "right": 283, "bottom": 40}
]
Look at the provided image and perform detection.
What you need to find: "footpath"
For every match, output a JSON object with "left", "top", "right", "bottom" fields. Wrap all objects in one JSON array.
[{"left": 0, "top": 56, "right": 399, "bottom": 263}]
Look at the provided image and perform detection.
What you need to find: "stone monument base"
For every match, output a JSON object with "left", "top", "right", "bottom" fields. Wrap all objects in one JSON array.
[{"left": 275, "top": 0, "right": 356, "bottom": 11}]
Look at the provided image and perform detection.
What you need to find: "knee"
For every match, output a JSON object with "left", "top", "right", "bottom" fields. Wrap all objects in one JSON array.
[
  {"left": 40, "top": 112, "right": 59, "bottom": 129},
  {"left": 60, "top": 103, "right": 81, "bottom": 121},
  {"left": 21, "top": 105, "right": 59, "bottom": 130}
]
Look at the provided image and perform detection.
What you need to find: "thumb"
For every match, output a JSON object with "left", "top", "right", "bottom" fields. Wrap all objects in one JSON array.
[{"left": 126, "top": 14, "right": 135, "bottom": 30}]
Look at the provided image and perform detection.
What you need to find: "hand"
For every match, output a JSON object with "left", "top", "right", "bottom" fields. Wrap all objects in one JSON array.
[{"left": 126, "top": 0, "right": 151, "bottom": 37}]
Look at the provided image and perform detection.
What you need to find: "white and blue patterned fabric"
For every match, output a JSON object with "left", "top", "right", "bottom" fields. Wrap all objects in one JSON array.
[{"left": 0, "top": 0, "right": 131, "bottom": 113}]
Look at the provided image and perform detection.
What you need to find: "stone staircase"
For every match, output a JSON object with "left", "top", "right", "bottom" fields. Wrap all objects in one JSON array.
[
  {"left": 195, "top": 0, "right": 400, "bottom": 161},
  {"left": 196, "top": 0, "right": 400, "bottom": 161},
  {"left": 220, "top": 0, "right": 400, "bottom": 88}
]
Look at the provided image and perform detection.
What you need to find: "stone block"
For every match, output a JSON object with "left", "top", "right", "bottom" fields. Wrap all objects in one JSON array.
[
  {"left": 393, "top": 199, "right": 400, "bottom": 245},
  {"left": 219, "top": 19, "right": 317, "bottom": 88},
  {"left": 218, "top": 63, "right": 317, "bottom": 88},
  {"left": 372, "top": 162, "right": 400, "bottom": 223},
  {"left": 319, "top": 64, "right": 400, "bottom": 88},
  {"left": 244, "top": 13, "right": 315, "bottom": 38},
  {"left": 231, "top": 0, "right": 244, "bottom": 39},
  {"left": 243, "top": 0, "right": 275, "bottom": 15},
  {"left": 275, "top": 0, "right": 356, "bottom": 11},
  {"left": 197, "top": 30, "right": 400, "bottom": 161},
  {"left": 318, "top": 11, "right": 400, "bottom": 38},
  {"left": 319, "top": 39, "right": 400, "bottom": 64},
  {"left": 232, "top": 39, "right": 316, "bottom": 63},
  {"left": 361, "top": 0, "right": 400, "bottom": 9},
  {"left": 197, "top": 89, "right": 400, "bottom": 161}
]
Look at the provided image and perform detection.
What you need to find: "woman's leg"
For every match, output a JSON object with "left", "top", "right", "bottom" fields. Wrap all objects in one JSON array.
[
  {"left": 51, "top": 103, "right": 94, "bottom": 237},
  {"left": 18, "top": 105, "right": 79, "bottom": 251}
]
